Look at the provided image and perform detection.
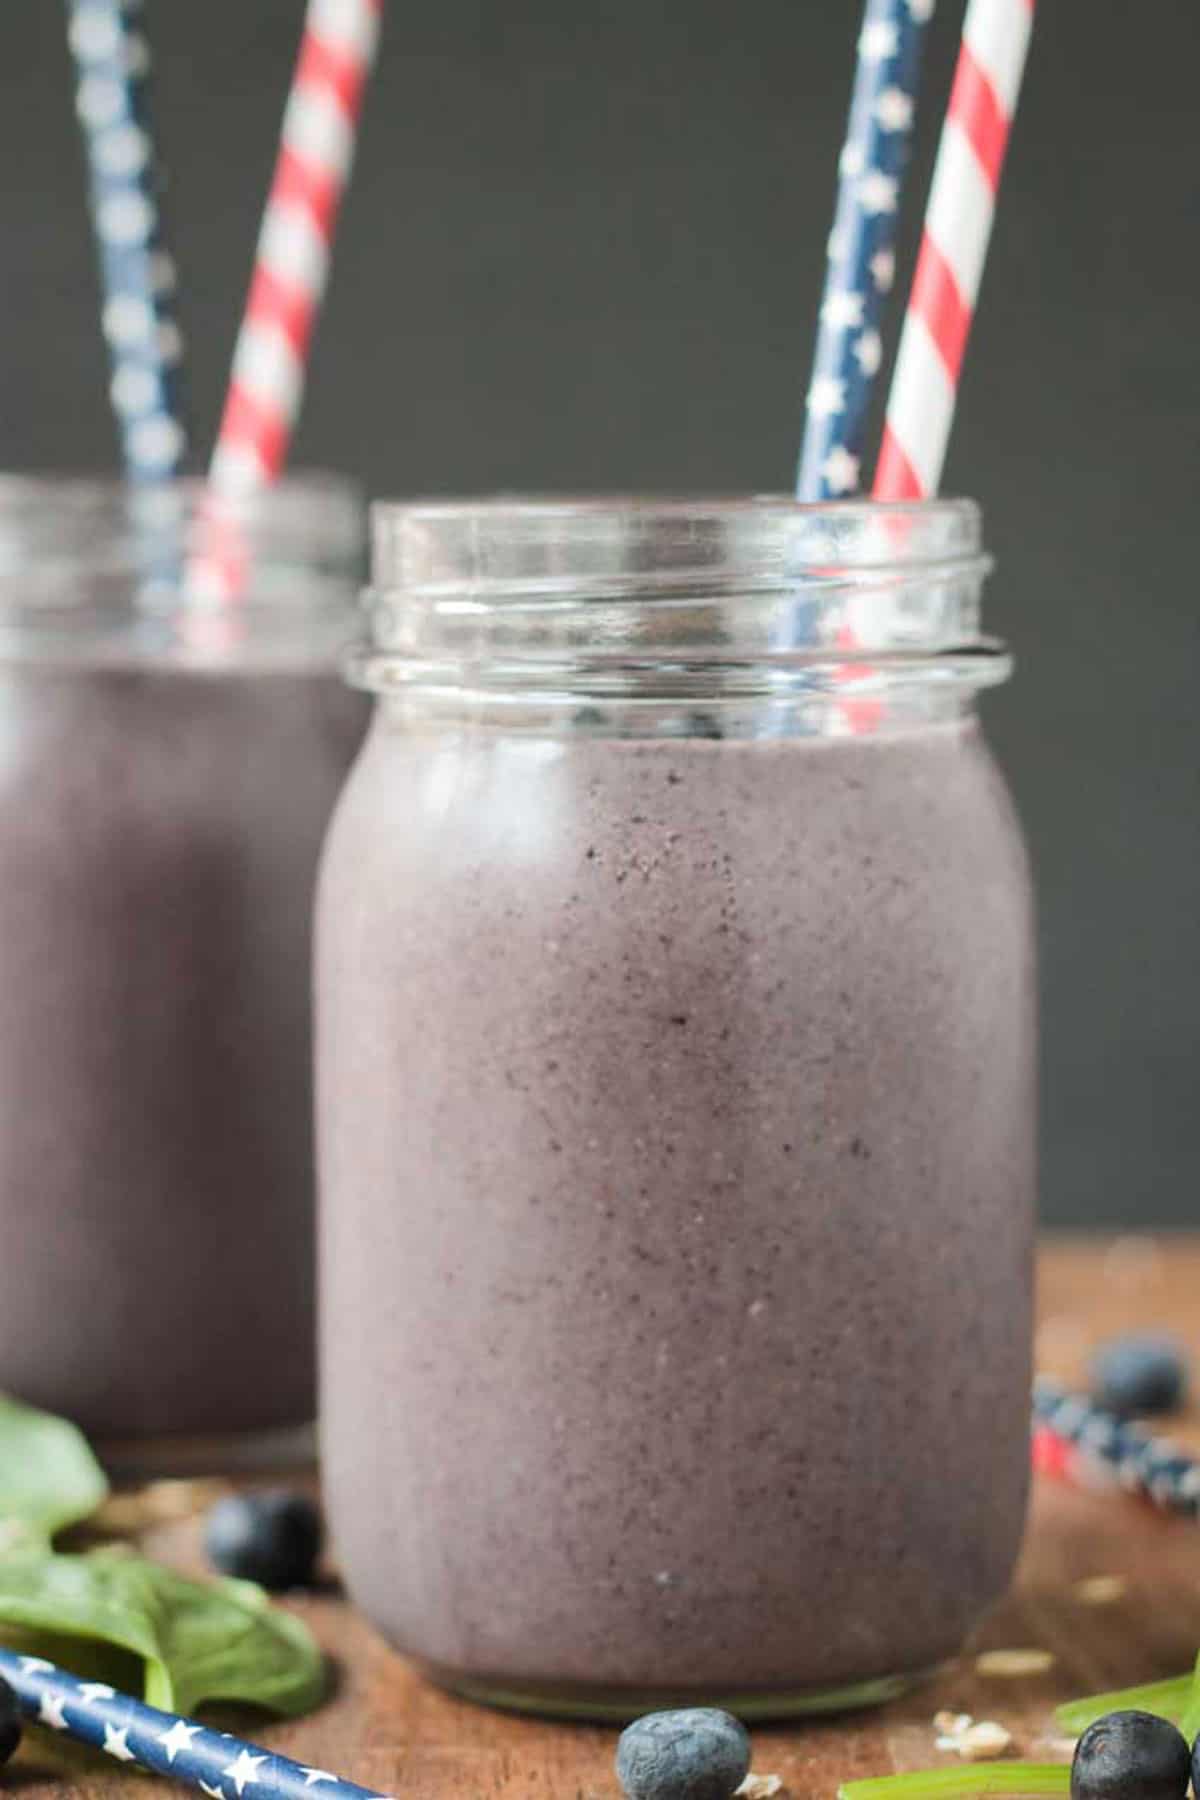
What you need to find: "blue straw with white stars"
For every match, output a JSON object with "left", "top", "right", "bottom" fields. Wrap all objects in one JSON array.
[
  {"left": 0, "top": 1650, "right": 394, "bottom": 1800},
  {"left": 796, "top": 0, "right": 935, "bottom": 502},
  {"left": 1033, "top": 1377, "right": 1200, "bottom": 1517},
  {"left": 66, "top": 0, "right": 188, "bottom": 483}
]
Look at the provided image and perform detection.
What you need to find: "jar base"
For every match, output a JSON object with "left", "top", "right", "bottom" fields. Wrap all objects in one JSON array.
[{"left": 421, "top": 1660, "right": 938, "bottom": 1724}]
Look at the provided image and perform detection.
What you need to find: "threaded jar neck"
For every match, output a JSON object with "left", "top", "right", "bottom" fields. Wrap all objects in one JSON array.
[{"left": 354, "top": 496, "right": 1007, "bottom": 737}]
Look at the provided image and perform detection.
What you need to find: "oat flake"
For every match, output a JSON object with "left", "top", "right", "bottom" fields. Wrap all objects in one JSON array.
[
  {"left": 1071, "top": 1574, "right": 1128, "bottom": 1606},
  {"left": 955, "top": 1722, "right": 1014, "bottom": 1760},
  {"left": 975, "top": 1648, "right": 1056, "bottom": 1678}
]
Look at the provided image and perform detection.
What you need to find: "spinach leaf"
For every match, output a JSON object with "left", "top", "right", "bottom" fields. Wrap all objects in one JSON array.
[
  {"left": 0, "top": 1548, "right": 324, "bottom": 1716},
  {"left": 1176, "top": 1648, "right": 1200, "bottom": 1743},
  {"left": 1056, "top": 1671, "right": 1194, "bottom": 1733},
  {"left": 0, "top": 1394, "right": 108, "bottom": 1540},
  {"left": 838, "top": 1770, "right": 1071, "bottom": 1800}
]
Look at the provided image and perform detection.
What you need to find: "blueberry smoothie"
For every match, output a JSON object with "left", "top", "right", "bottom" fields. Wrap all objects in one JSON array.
[
  {"left": 0, "top": 662, "right": 365, "bottom": 1439},
  {"left": 319, "top": 717, "right": 1033, "bottom": 1709},
  {"left": 0, "top": 472, "right": 366, "bottom": 1443},
  {"left": 317, "top": 497, "right": 1035, "bottom": 1714}
]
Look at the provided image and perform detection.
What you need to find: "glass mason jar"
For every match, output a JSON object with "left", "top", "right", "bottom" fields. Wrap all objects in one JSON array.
[
  {"left": 0, "top": 475, "right": 367, "bottom": 1446},
  {"left": 317, "top": 497, "right": 1035, "bottom": 1719}
]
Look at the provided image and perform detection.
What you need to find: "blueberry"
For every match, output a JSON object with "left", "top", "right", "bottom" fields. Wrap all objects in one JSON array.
[
  {"left": 615, "top": 1707, "right": 750, "bottom": 1800},
  {"left": 0, "top": 1676, "right": 20, "bottom": 1765},
  {"left": 1070, "top": 1710, "right": 1190, "bottom": 1800},
  {"left": 204, "top": 1490, "right": 323, "bottom": 1591},
  {"left": 1091, "top": 1335, "right": 1187, "bottom": 1417}
]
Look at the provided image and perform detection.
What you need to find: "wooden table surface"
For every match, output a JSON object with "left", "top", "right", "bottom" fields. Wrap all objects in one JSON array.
[{"left": 17, "top": 1235, "right": 1200, "bottom": 1799}]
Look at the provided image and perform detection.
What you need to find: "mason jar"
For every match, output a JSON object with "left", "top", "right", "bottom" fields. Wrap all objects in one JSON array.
[
  {"left": 317, "top": 497, "right": 1035, "bottom": 1718},
  {"left": 0, "top": 474, "right": 367, "bottom": 1446}
]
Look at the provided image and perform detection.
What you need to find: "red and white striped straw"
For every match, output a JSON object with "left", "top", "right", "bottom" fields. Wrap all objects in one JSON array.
[
  {"left": 873, "top": 0, "right": 1034, "bottom": 500},
  {"left": 209, "top": 0, "right": 383, "bottom": 495}
]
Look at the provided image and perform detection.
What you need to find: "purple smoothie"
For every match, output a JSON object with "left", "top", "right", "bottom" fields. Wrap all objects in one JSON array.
[
  {"left": 0, "top": 661, "right": 365, "bottom": 1440},
  {"left": 317, "top": 712, "right": 1034, "bottom": 1712}
]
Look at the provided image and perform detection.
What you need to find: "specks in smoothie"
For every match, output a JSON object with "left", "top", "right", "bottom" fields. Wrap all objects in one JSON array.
[
  {"left": 669, "top": 1014, "right": 689, "bottom": 1027},
  {"left": 849, "top": 1137, "right": 871, "bottom": 1160}
]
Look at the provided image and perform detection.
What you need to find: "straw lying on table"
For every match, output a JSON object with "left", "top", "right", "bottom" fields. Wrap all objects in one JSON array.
[
  {"left": 1033, "top": 1376, "right": 1200, "bottom": 1519},
  {"left": 209, "top": 0, "right": 383, "bottom": 497},
  {"left": 796, "top": 0, "right": 935, "bottom": 502},
  {"left": 0, "top": 1649, "right": 394, "bottom": 1800},
  {"left": 874, "top": 0, "right": 1035, "bottom": 498},
  {"left": 66, "top": 0, "right": 188, "bottom": 482}
]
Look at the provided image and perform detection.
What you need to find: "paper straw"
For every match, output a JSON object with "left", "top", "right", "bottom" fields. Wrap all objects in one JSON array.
[
  {"left": 66, "top": 0, "right": 188, "bottom": 483},
  {"left": 873, "top": 0, "right": 1034, "bottom": 499},
  {"left": 0, "top": 1649, "right": 394, "bottom": 1800},
  {"left": 796, "top": 0, "right": 936, "bottom": 502},
  {"left": 1032, "top": 1377, "right": 1200, "bottom": 1518},
  {"left": 209, "top": 0, "right": 383, "bottom": 496}
]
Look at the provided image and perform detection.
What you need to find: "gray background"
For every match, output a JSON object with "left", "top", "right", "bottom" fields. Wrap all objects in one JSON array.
[{"left": 1, "top": 2, "right": 1196, "bottom": 1226}]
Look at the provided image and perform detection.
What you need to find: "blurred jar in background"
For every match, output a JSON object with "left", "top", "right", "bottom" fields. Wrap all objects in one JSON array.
[{"left": 0, "top": 474, "right": 366, "bottom": 1446}]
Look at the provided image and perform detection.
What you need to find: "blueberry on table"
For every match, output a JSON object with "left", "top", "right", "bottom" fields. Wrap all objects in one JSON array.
[
  {"left": 1091, "top": 1334, "right": 1187, "bottom": 1417},
  {"left": 0, "top": 1676, "right": 20, "bottom": 1765},
  {"left": 204, "top": 1490, "right": 323, "bottom": 1591},
  {"left": 616, "top": 1707, "right": 751, "bottom": 1800},
  {"left": 1070, "top": 1709, "right": 1190, "bottom": 1800}
]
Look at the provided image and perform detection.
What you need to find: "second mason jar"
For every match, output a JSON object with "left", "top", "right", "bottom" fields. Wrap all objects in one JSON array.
[
  {"left": 317, "top": 497, "right": 1035, "bottom": 1717},
  {"left": 0, "top": 475, "right": 367, "bottom": 1442}
]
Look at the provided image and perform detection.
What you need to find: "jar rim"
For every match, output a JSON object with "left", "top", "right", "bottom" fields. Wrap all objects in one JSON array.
[
  {"left": 0, "top": 470, "right": 365, "bottom": 668},
  {"left": 374, "top": 493, "right": 977, "bottom": 523},
  {"left": 0, "top": 469, "right": 361, "bottom": 553},
  {"left": 355, "top": 493, "right": 1005, "bottom": 719},
  {"left": 370, "top": 495, "right": 983, "bottom": 599}
]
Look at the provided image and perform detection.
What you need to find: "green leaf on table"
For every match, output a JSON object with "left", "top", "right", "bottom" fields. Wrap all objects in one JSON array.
[
  {"left": 1055, "top": 1672, "right": 1194, "bottom": 1733},
  {"left": 838, "top": 1765, "right": 1072, "bottom": 1800},
  {"left": 0, "top": 1392, "right": 108, "bottom": 1541},
  {"left": 1173, "top": 1649, "right": 1200, "bottom": 1743},
  {"left": 0, "top": 1547, "right": 324, "bottom": 1716}
]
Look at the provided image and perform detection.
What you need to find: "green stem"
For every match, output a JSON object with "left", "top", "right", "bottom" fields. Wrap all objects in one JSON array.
[
  {"left": 1055, "top": 1674, "right": 1193, "bottom": 1733},
  {"left": 838, "top": 1764, "right": 1072, "bottom": 1800}
]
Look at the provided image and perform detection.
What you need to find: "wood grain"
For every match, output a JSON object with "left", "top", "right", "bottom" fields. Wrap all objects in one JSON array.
[{"left": 12, "top": 1234, "right": 1200, "bottom": 1799}]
